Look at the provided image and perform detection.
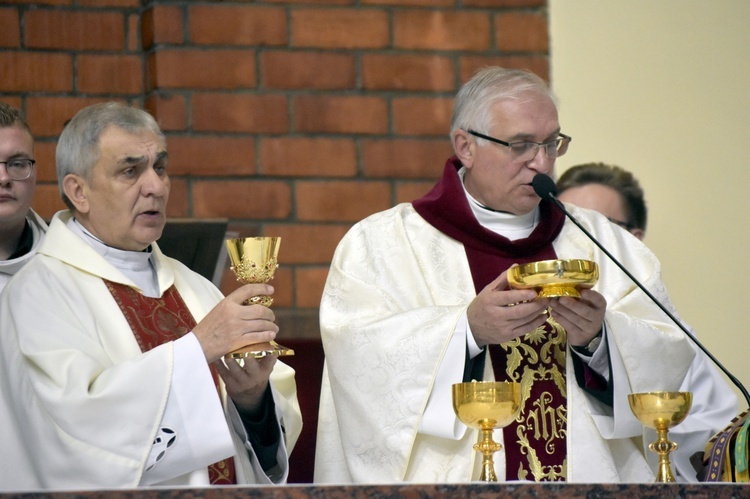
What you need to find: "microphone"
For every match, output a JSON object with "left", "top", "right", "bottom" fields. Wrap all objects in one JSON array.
[{"left": 532, "top": 173, "right": 750, "bottom": 407}]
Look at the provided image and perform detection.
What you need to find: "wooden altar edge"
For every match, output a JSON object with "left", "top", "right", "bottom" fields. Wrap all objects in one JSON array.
[{"left": 1, "top": 482, "right": 749, "bottom": 498}]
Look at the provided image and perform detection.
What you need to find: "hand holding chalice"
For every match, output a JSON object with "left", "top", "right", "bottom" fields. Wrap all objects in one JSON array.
[{"left": 225, "top": 236, "right": 294, "bottom": 359}]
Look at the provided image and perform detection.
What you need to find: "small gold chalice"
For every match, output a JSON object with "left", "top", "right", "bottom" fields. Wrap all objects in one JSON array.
[
  {"left": 507, "top": 259, "right": 599, "bottom": 299},
  {"left": 628, "top": 391, "right": 693, "bottom": 482},
  {"left": 452, "top": 381, "right": 522, "bottom": 482},
  {"left": 225, "top": 236, "right": 294, "bottom": 359}
]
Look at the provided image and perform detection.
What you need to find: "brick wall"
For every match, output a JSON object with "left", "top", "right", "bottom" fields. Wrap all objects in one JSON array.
[{"left": 1, "top": 0, "right": 549, "bottom": 338}]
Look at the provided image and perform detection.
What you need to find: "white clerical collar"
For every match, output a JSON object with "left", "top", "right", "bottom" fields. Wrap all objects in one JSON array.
[
  {"left": 67, "top": 217, "right": 160, "bottom": 297},
  {"left": 459, "top": 167, "right": 539, "bottom": 241}
]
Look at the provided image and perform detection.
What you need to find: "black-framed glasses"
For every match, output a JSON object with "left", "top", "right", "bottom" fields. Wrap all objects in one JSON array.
[
  {"left": 467, "top": 130, "right": 572, "bottom": 162},
  {"left": 0, "top": 159, "right": 35, "bottom": 181}
]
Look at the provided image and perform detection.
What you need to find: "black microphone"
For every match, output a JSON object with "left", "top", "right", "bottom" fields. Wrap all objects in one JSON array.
[{"left": 532, "top": 173, "right": 750, "bottom": 408}]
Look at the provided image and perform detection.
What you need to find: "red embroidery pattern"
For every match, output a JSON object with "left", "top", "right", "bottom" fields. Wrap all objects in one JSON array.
[{"left": 104, "top": 280, "right": 237, "bottom": 485}]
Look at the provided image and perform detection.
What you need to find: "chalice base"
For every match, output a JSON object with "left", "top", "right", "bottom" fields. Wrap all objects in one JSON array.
[
  {"left": 537, "top": 284, "right": 581, "bottom": 299},
  {"left": 229, "top": 340, "right": 295, "bottom": 359}
]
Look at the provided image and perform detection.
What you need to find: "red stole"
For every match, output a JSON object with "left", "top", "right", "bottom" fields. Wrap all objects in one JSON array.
[
  {"left": 414, "top": 157, "right": 568, "bottom": 481},
  {"left": 104, "top": 279, "right": 237, "bottom": 485}
]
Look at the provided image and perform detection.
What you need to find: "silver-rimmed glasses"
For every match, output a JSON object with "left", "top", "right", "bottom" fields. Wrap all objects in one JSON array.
[
  {"left": 467, "top": 130, "right": 572, "bottom": 162},
  {"left": 0, "top": 159, "right": 36, "bottom": 181}
]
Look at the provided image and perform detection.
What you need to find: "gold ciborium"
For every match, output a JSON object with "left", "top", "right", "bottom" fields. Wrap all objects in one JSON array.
[
  {"left": 225, "top": 236, "right": 294, "bottom": 359},
  {"left": 507, "top": 259, "right": 599, "bottom": 299},
  {"left": 452, "top": 381, "right": 522, "bottom": 482},
  {"left": 628, "top": 391, "right": 693, "bottom": 482}
]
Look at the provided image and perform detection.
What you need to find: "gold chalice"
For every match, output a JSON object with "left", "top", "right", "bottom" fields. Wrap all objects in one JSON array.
[
  {"left": 507, "top": 259, "right": 598, "bottom": 299},
  {"left": 225, "top": 237, "right": 294, "bottom": 359},
  {"left": 452, "top": 381, "right": 522, "bottom": 482},
  {"left": 628, "top": 391, "right": 693, "bottom": 482}
]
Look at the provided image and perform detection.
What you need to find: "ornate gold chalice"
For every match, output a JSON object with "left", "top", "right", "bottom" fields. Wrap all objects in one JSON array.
[
  {"left": 507, "top": 259, "right": 599, "bottom": 299},
  {"left": 628, "top": 391, "right": 693, "bottom": 482},
  {"left": 225, "top": 236, "right": 294, "bottom": 359},
  {"left": 452, "top": 381, "right": 522, "bottom": 482}
]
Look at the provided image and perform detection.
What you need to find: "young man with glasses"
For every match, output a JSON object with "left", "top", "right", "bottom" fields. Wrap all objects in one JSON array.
[
  {"left": 315, "top": 67, "right": 730, "bottom": 483},
  {"left": 0, "top": 102, "right": 47, "bottom": 293}
]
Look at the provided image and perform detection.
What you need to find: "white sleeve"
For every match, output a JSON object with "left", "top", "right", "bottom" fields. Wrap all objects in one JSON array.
[
  {"left": 139, "top": 333, "right": 236, "bottom": 486},
  {"left": 418, "top": 311, "right": 477, "bottom": 439}
]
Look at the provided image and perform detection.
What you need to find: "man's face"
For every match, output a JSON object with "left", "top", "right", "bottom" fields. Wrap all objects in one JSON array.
[
  {"left": 0, "top": 125, "right": 36, "bottom": 230},
  {"left": 458, "top": 92, "right": 560, "bottom": 215},
  {"left": 72, "top": 126, "right": 169, "bottom": 251}
]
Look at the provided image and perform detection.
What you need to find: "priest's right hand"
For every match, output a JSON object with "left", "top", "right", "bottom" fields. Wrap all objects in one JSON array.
[
  {"left": 193, "top": 284, "right": 279, "bottom": 363},
  {"left": 467, "top": 270, "right": 550, "bottom": 348}
]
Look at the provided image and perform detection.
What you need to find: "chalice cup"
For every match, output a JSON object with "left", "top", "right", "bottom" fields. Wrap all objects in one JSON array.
[
  {"left": 452, "top": 381, "right": 522, "bottom": 482},
  {"left": 628, "top": 391, "right": 692, "bottom": 482},
  {"left": 225, "top": 236, "right": 294, "bottom": 359}
]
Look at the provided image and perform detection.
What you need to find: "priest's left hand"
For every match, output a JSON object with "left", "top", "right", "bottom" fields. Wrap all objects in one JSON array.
[
  {"left": 548, "top": 289, "right": 606, "bottom": 348},
  {"left": 215, "top": 354, "right": 276, "bottom": 416}
]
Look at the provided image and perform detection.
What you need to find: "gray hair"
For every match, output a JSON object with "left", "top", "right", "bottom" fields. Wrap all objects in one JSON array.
[
  {"left": 450, "top": 67, "right": 556, "bottom": 141},
  {"left": 56, "top": 102, "right": 163, "bottom": 209},
  {"left": 0, "top": 102, "right": 32, "bottom": 134}
]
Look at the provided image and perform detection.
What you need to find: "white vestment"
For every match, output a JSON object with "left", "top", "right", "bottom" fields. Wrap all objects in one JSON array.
[
  {"left": 314, "top": 201, "right": 736, "bottom": 484},
  {"left": 0, "top": 211, "right": 302, "bottom": 491},
  {"left": 0, "top": 208, "right": 47, "bottom": 293}
]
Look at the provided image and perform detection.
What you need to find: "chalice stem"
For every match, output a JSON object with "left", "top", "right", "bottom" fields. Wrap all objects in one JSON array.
[
  {"left": 651, "top": 429, "right": 678, "bottom": 482},
  {"left": 475, "top": 428, "right": 501, "bottom": 482}
]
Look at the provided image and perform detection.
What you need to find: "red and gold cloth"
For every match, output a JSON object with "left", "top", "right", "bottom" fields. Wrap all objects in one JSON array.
[{"left": 104, "top": 279, "right": 237, "bottom": 485}]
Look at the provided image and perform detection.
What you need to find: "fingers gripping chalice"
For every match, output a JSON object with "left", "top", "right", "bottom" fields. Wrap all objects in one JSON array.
[
  {"left": 225, "top": 237, "right": 294, "bottom": 359},
  {"left": 628, "top": 391, "right": 693, "bottom": 482},
  {"left": 452, "top": 381, "right": 522, "bottom": 482}
]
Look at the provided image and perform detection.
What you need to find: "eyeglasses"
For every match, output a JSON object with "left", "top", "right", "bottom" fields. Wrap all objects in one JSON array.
[
  {"left": 0, "top": 159, "right": 36, "bottom": 181},
  {"left": 467, "top": 130, "right": 572, "bottom": 162}
]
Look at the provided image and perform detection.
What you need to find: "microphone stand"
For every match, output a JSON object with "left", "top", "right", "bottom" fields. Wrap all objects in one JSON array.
[{"left": 543, "top": 191, "right": 750, "bottom": 408}]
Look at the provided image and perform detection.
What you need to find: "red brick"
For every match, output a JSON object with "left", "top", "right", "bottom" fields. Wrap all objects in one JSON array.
[
  {"left": 295, "top": 180, "right": 391, "bottom": 222},
  {"left": 77, "top": 55, "right": 143, "bottom": 94},
  {"left": 295, "top": 267, "right": 330, "bottom": 308},
  {"left": 361, "top": 139, "right": 453, "bottom": 178},
  {"left": 264, "top": 224, "right": 351, "bottom": 264},
  {"left": 261, "top": 51, "right": 355, "bottom": 90},
  {"left": 266, "top": 0, "right": 352, "bottom": 3},
  {"left": 193, "top": 180, "right": 292, "bottom": 219},
  {"left": 396, "top": 181, "right": 436, "bottom": 204},
  {"left": 32, "top": 141, "right": 57, "bottom": 183},
  {"left": 26, "top": 97, "right": 105, "bottom": 138},
  {"left": 165, "top": 178, "right": 188, "bottom": 218},
  {"left": 149, "top": 50, "right": 256, "bottom": 90},
  {"left": 291, "top": 8, "right": 389, "bottom": 49},
  {"left": 31, "top": 184, "right": 66, "bottom": 220},
  {"left": 189, "top": 5, "right": 286, "bottom": 46},
  {"left": 362, "top": 0, "right": 452, "bottom": 5},
  {"left": 394, "top": 10, "right": 490, "bottom": 50},
  {"left": 362, "top": 54, "right": 455, "bottom": 92},
  {"left": 0, "top": 97, "right": 22, "bottom": 110},
  {"left": 9, "top": 0, "right": 69, "bottom": 5},
  {"left": 393, "top": 97, "right": 453, "bottom": 136},
  {"left": 127, "top": 13, "right": 139, "bottom": 52},
  {"left": 496, "top": 12, "right": 548, "bottom": 52},
  {"left": 78, "top": 0, "right": 139, "bottom": 6},
  {"left": 460, "top": 56, "right": 549, "bottom": 84},
  {"left": 0, "top": 8, "right": 20, "bottom": 48},
  {"left": 464, "top": 0, "right": 544, "bottom": 6},
  {"left": 166, "top": 136, "right": 255, "bottom": 176},
  {"left": 192, "top": 93, "right": 288, "bottom": 134},
  {"left": 293, "top": 96, "right": 387, "bottom": 134},
  {"left": 25, "top": 10, "right": 124, "bottom": 51},
  {"left": 260, "top": 137, "right": 357, "bottom": 177},
  {"left": 144, "top": 94, "right": 187, "bottom": 132},
  {"left": 0, "top": 52, "right": 73, "bottom": 93},
  {"left": 142, "top": 6, "right": 184, "bottom": 49}
]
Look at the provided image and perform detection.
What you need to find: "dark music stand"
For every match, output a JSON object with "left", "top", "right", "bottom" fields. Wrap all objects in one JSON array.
[{"left": 157, "top": 219, "right": 230, "bottom": 287}]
